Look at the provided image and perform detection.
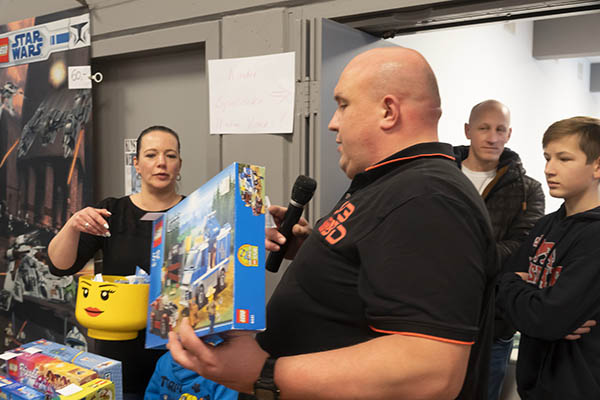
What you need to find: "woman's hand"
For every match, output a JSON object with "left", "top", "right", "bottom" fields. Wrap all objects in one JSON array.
[{"left": 69, "top": 207, "right": 112, "bottom": 237}]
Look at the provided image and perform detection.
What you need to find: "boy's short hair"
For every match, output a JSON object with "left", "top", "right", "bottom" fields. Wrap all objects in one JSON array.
[{"left": 542, "top": 116, "right": 600, "bottom": 163}]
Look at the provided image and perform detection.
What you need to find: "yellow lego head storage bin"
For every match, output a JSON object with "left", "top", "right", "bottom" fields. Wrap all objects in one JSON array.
[{"left": 75, "top": 275, "right": 149, "bottom": 341}]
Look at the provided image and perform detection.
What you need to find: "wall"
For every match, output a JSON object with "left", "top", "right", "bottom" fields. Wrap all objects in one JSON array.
[
  {"left": 391, "top": 20, "right": 600, "bottom": 213},
  {"left": 92, "top": 45, "right": 208, "bottom": 199},
  {"left": 0, "top": 0, "right": 446, "bottom": 36}
]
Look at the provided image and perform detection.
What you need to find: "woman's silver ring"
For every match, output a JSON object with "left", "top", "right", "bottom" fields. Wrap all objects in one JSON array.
[{"left": 84, "top": 222, "right": 90, "bottom": 228}]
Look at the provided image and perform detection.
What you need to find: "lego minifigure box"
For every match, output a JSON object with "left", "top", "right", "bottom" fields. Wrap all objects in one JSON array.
[{"left": 145, "top": 162, "right": 266, "bottom": 349}]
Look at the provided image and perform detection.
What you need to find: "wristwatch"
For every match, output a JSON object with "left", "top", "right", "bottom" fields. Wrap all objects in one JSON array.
[{"left": 253, "top": 357, "right": 280, "bottom": 400}]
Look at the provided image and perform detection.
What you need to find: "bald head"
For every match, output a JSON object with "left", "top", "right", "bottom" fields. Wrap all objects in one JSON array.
[
  {"left": 463, "top": 99, "right": 512, "bottom": 171},
  {"left": 328, "top": 46, "right": 443, "bottom": 178},
  {"left": 342, "top": 47, "right": 442, "bottom": 123},
  {"left": 469, "top": 100, "right": 511, "bottom": 126}
]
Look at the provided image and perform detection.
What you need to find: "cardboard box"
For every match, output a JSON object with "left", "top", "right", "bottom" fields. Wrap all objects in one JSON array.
[
  {"left": 20, "top": 340, "right": 122, "bottom": 400},
  {"left": 44, "top": 363, "right": 96, "bottom": 389},
  {"left": 0, "top": 375, "right": 19, "bottom": 400},
  {"left": 0, "top": 375, "right": 46, "bottom": 400},
  {"left": 6, "top": 351, "right": 99, "bottom": 397},
  {"left": 6, "top": 352, "right": 59, "bottom": 396},
  {"left": 0, "top": 383, "right": 45, "bottom": 400},
  {"left": 0, "top": 374, "right": 17, "bottom": 389},
  {"left": 57, "top": 379, "right": 114, "bottom": 400},
  {"left": 145, "top": 162, "right": 266, "bottom": 348}
]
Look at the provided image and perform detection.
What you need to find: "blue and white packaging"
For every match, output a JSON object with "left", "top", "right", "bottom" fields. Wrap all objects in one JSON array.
[
  {"left": 2, "top": 382, "right": 45, "bottom": 400},
  {"left": 145, "top": 162, "right": 266, "bottom": 348}
]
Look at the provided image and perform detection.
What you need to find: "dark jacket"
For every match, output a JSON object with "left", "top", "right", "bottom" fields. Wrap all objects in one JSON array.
[
  {"left": 497, "top": 205, "right": 600, "bottom": 399},
  {"left": 454, "top": 146, "right": 545, "bottom": 339}
]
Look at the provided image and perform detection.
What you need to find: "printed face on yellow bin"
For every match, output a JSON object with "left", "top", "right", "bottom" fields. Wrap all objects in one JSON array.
[{"left": 78, "top": 280, "right": 119, "bottom": 321}]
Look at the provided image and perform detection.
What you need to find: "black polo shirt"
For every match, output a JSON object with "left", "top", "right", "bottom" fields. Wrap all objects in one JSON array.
[{"left": 258, "top": 142, "right": 497, "bottom": 399}]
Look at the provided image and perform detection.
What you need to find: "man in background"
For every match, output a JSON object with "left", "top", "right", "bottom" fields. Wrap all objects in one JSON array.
[{"left": 454, "top": 99, "right": 545, "bottom": 400}]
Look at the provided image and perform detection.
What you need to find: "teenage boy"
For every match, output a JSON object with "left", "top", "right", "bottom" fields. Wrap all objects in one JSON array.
[
  {"left": 497, "top": 116, "right": 600, "bottom": 399},
  {"left": 454, "top": 100, "right": 545, "bottom": 400}
]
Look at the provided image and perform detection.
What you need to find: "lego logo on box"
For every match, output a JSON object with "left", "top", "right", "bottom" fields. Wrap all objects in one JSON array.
[
  {"left": 236, "top": 309, "right": 249, "bottom": 323},
  {"left": 237, "top": 244, "right": 258, "bottom": 267},
  {"left": 153, "top": 219, "right": 163, "bottom": 247},
  {"left": 0, "top": 37, "right": 9, "bottom": 63}
]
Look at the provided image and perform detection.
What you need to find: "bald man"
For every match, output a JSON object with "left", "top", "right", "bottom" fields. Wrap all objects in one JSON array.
[
  {"left": 454, "top": 100, "right": 545, "bottom": 400},
  {"left": 168, "top": 47, "right": 497, "bottom": 400}
]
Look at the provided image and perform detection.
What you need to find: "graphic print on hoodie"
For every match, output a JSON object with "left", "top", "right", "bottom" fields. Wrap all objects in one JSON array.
[{"left": 144, "top": 352, "right": 238, "bottom": 400}]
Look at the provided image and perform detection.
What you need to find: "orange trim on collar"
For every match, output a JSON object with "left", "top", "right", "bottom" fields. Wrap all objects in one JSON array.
[
  {"left": 365, "top": 153, "right": 456, "bottom": 172},
  {"left": 370, "top": 326, "right": 474, "bottom": 346}
]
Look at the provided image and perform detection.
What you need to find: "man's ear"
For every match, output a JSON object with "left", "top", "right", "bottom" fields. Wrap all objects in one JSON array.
[
  {"left": 464, "top": 123, "right": 471, "bottom": 140},
  {"left": 506, "top": 127, "right": 513, "bottom": 142},
  {"left": 592, "top": 156, "right": 600, "bottom": 179},
  {"left": 380, "top": 95, "right": 400, "bottom": 130}
]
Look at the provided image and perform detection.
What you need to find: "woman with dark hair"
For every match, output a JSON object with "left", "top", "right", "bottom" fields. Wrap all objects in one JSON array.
[{"left": 48, "top": 125, "right": 184, "bottom": 399}]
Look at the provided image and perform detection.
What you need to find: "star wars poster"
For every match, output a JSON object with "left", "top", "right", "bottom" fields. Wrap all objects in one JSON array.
[{"left": 0, "top": 9, "right": 93, "bottom": 352}]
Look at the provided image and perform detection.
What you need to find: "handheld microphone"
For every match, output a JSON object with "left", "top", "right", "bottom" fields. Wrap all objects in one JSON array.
[{"left": 265, "top": 175, "right": 317, "bottom": 273}]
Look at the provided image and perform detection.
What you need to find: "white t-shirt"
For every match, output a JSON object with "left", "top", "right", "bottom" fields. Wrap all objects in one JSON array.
[{"left": 462, "top": 165, "right": 496, "bottom": 195}]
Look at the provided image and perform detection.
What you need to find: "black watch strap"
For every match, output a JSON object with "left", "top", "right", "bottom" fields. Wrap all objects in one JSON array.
[{"left": 253, "top": 357, "right": 280, "bottom": 400}]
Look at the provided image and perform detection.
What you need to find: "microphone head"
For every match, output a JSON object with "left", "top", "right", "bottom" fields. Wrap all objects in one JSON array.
[{"left": 291, "top": 175, "right": 317, "bottom": 206}]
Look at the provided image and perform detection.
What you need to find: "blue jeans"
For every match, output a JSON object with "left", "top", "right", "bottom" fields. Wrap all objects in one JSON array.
[{"left": 488, "top": 337, "right": 514, "bottom": 400}]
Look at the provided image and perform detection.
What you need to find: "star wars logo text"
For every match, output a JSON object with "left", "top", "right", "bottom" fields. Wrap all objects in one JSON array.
[
  {"left": 11, "top": 29, "right": 44, "bottom": 60},
  {"left": 318, "top": 201, "right": 355, "bottom": 244},
  {"left": 0, "top": 13, "right": 90, "bottom": 68}
]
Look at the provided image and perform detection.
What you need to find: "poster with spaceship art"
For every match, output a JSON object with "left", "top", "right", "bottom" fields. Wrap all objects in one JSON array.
[{"left": 0, "top": 8, "right": 93, "bottom": 352}]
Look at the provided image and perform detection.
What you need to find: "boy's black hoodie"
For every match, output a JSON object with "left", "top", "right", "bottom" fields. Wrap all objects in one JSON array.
[{"left": 497, "top": 204, "right": 600, "bottom": 399}]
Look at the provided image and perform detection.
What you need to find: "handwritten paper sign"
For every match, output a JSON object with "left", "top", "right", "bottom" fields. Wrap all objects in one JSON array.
[
  {"left": 208, "top": 52, "right": 295, "bottom": 134},
  {"left": 68, "top": 65, "right": 92, "bottom": 89}
]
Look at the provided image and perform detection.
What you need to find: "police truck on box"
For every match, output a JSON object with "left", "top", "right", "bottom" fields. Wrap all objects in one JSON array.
[{"left": 145, "top": 162, "right": 266, "bottom": 348}]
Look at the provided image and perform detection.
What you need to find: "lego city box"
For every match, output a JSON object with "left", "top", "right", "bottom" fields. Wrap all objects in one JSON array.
[{"left": 145, "top": 162, "right": 266, "bottom": 348}]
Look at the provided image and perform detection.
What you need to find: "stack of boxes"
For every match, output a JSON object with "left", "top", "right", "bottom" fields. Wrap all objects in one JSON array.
[
  {"left": 6, "top": 352, "right": 92, "bottom": 396},
  {"left": 1, "top": 340, "right": 119, "bottom": 400},
  {"left": 19, "top": 340, "right": 121, "bottom": 400}
]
